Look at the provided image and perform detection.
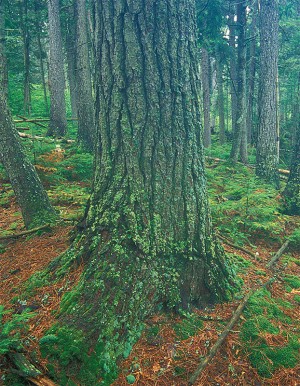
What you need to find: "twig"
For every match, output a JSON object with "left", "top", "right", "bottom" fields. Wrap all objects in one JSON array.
[
  {"left": 188, "top": 238, "right": 290, "bottom": 384},
  {"left": 188, "top": 290, "right": 254, "bottom": 385},
  {"left": 0, "top": 224, "right": 51, "bottom": 241},
  {"left": 217, "top": 233, "right": 256, "bottom": 259},
  {"left": 266, "top": 239, "right": 290, "bottom": 269}
]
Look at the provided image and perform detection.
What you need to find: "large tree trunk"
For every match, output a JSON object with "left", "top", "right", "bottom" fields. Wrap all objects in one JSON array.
[
  {"left": 0, "top": 90, "right": 58, "bottom": 229},
  {"left": 215, "top": 45, "right": 226, "bottom": 144},
  {"left": 47, "top": 0, "right": 67, "bottom": 137},
  {"left": 47, "top": 1, "right": 234, "bottom": 383},
  {"left": 75, "top": 0, "right": 95, "bottom": 151},
  {"left": 256, "top": 0, "right": 279, "bottom": 187},
  {"left": 201, "top": 47, "right": 211, "bottom": 147},
  {"left": 230, "top": 0, "right": 247, "bottom": 163}
]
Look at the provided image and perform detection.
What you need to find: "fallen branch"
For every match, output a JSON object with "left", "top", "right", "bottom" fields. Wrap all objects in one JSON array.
[
  {"left": 205, "top": 156, "right": 290, "bottom": 176},
  {"left": 9, "top": 353, "right": 57, "bottom": 386},
  {"left": 14, "top": 117, "right": 78, "bottom": 123},
  {"left": 0, "top": 224, "right": 51, "bottom": 241},
  {"left": 16, "top": 115, "right": 47, "bottom": 129},
  {"left": 266, "top": 239, "right": 290, "bottom": 269},
  {"left": 188, "top": 290, "right": 254, "bottom": 385},
  {"left": 188, "top": 238, "right": 290, "bottom": 385},
  {"left": 217, "top": 233, "right": 257, "bottom": 259}
]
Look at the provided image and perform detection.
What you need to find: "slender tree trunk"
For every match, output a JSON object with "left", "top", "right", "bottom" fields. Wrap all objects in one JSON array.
[
  {"left": 47, "top": 1, "right": 234, "bottom": 383},
  {"left": 34, "top": 0, "right": 49, "bottom": 115},
  {"left": 246, "top": 2, "right": 257, "bottom": 144},
  {"left": 0, "top": 0, "right": 7, "bottom": 96},
  {"left": 20, "top": 0, "right": 31, "bottom": 115},
  {"left": 228, "top": 8, "right": 237, "bottom": 136},
  {"left": 256, "top": 0, "right": 279, "bottom": 186},
  {"left": 215, "top": 45, "right": 225, "bottom": 144},
  {"left": 0, "top": 90, "right": 58, "bottom": 229},
  {"left": 47, "top": 0, "right": 67, "bottom": 136},
  {"left": 75, "top": 0, "right": 95, "bottom": 150},
  {"left": 230, "top": 0, "right": 247, "bottom": 163},
  {"left": 66, "top": 3, "right": 78, "bottom": 120},
  {"left": 201, "top": 47, "right": 211, "bottom": 147}
]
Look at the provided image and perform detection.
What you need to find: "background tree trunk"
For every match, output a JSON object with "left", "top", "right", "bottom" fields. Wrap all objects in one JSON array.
[
  {"left": 201, "top": 47, "right": 211, "bottom": 147},
  {"left": 47, "top": 0, "right": 67, "bottom": 136},
  {"left": 0, "top": 0, "right": 8, "bottom": 96},
  {"left": 66, "top": 2, "right": 78, "bottom": 120},
  {"left": 20, "top": 0, "right": 31, "bottom": 115},
  {"left": 256, "top": 0, "right": 279, "bottom": 186},
  {"left": 0, "top": 89, "right": 58, "bottom": 229},
  {"left": 75, "top": 0, "right": 95, "bottom": 151},
  {"left": 215, "top": 45, "right": 225, "bottom": 144},
  {"left": 230, "top": 0, "right": 247, "bottom": 163},
  {"left": 228, "top": 8, "right": 237, "bottom": 136},
  {"left": 246, "top": 1, "right": 257, "bottom": 144},
  {"left": 34, "top": 0, "right": 49, "bottom": 115},
  {"left": 51, "top": 1, "right": 233, "bottom": 382},
  {"left": 283, "top": 73, "right": 300, "bottom": 214}
]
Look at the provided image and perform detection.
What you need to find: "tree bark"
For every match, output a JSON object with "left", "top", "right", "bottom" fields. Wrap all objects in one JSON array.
[
  {"left": 48, "top": 1, "right": 234, "bottom": 383},
  {"left": 256, "top": 0, "right": 279, "bottom": 187},
  {"left": 0, "top": 90, "right": 58, "bottom": 229},
  {"left": 201, "top": 47, "right": 211, "bottom": 147},
  {"left": 75, "top": 0, "right": 95, "bottom": 151},
  {"left": 47, "top": 0, "right": 67, "bottom": 137}
]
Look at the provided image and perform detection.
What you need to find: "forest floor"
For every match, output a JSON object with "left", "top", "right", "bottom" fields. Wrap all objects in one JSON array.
[{"left": 0, "top": 143, "right": 299, "bottom": 386}]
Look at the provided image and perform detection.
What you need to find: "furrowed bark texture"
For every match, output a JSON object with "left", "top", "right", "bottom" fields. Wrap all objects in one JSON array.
[
  {"left": 0, "top": 91, "right": 58, "bottom": 229},
  {"left": 75, "top": 0, "right": 95, "bottom": 150},
  {"left": 53, "top": 0, "right": 233, "bottom": 383},
  {"left": 256, "top": 0, "right": 279, "bottom": 186},
  {"left": 47, "top": 0, "right": 67, "bottom": 136}
]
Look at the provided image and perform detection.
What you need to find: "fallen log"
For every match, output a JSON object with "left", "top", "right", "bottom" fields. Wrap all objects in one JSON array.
[
  {"left": 16, "top": 115, "right": 47, "bottom": 129},
  {"left": 0, "top": 224, "right": 51, "bottom": 241},
  {"left": 14, "top": 117, "right": 78, "bottom": 123},
  {"left": 18, "top": 132, "right": 75, "bottom": 143},
  {"left": 188, "top": 238, "right": 290, "bottom": 385},
  {"left": 205, "top": 156, "right": 290, "bottom": 176}
]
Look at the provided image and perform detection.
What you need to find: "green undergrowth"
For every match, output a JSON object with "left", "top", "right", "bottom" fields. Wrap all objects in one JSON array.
[
  {"left": 240, "top": 288, "right": 300, "bottom": 377},
  {"left": 206, "top": 158, "right": 287, "bottom": 246},
  {"left": 174, "top": 313, "right": 203, "bottom": 340}
]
